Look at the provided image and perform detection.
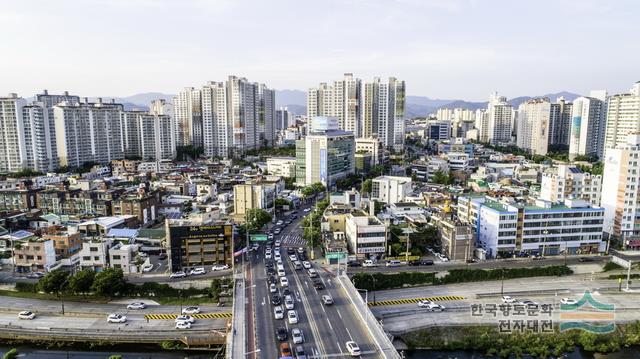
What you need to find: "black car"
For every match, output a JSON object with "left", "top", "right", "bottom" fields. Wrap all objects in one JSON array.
[
  {"left": 579, "top": 257, "right": 594, "bottom": 262},
  {"left": 313, "top": 281, "right": 325, "bottom": 290},
  {"left": 287, "top": 247, "right": 296, "bottom": 255},
  {"left": 295, "top": 345, "right": 307, "bottom": 359},
  {"left": 282, "top": 288, "right": 291, "bottom": 296},
  {"left": 347, "top": 261, "right": 360, "bottom": 267},
  {"left": 299, "top": 253, "right": 308, "bottom": 261},
  {"left": 271, "top": 295, "right": 282, "bottom": 306},
  {"left": 158, "top": 252, "right": 168, "bottom": 260},
  {"left": 276, "top": 327, "right": 288, "bottom": 341},
  {"left": 268, "top": 275, "right": 278, "bottom": 284},
  {"left": 409, "top": 259, "right": 434, "bottom": 266}
]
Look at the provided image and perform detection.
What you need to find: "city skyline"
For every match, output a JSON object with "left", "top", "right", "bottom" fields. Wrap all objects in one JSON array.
[{"left": 2, "top": 0, "right": 638, "bottom": 100}]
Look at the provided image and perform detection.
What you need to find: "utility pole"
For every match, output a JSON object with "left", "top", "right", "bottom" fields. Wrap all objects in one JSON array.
[{"left": 500, "top": 267, "right": 505, "bottom": 296}]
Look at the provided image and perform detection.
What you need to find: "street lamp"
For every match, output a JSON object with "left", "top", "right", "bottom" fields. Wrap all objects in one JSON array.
[
  {"left": 541, "top": 229, "right": 549, "bottom": 257},
  {"left": 500, "top": 267, "right": 505, "bottom": 296},
  {"left": 368, "top": 273, "right": 376, "bottom": 305}
]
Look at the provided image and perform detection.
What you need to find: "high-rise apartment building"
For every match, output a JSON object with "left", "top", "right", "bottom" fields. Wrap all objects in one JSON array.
[
  {"left": 601, "top": 133, "right": 640, "bottom": 249},
  {"left": 175, "top": 76, "right": 275, "bottom": 158},
  {"left": 516, "top": 98, "right": 551, "bottom": 155},
  {"left": 569, "top": 92, "right": 607, "bottom": 160},
  {"left": 548, "top": 97, "right": 573, "bottom": 147},
  {"left": 0, "top": 94, "right": 27, "bottom": 172},
  {"left": 275, "top": 107, "right": 293, "bottom": 131},
  {"left": 604, "top": 82, "right": 640, "bottom": 152},
  {"left": 308, "top": 74, "right": 405, "bottom": 151},
  {"left": 486, "top": 92, "right": 513, "bottom": 145},
  {"left": 295, "top": 117, "right": 355, "bottom": 187},
  {"left": 53, "top": 98, "right": 125, "bottom": 168}
]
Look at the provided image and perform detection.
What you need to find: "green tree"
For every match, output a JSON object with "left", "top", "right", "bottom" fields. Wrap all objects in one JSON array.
[
  {"left": 310, "top": 182, "right": 325, "bottom": 194},
  {"left": 274, "top": 198, "right": 292, "bottom": 209},
  {"left": 245, "top": 208, "right": 272, "bottom": 232},
  {"left": 374, "top": 200, "right": 383, "bottom": 215},
  {"left": 431, "top": 170, "right": 451, "bottom": 185},
  {"left": 92, "top": 268, "right": 127, "bottom": 298},
  {"left": 362, "top": 179, "right": 372, "bottom": 194},
  {"left": 69, "top": 269, "right": 96, "bottom": 296},
  {"left": 38, "top": 270, "right": 69, "bottom": 295}
]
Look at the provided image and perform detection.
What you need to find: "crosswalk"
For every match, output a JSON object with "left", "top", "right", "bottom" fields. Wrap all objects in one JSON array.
[
  {"left": 145, "top": 312, "right": 232, "bottom": 320},
  {"left": 368, "top": 295, "right": 465, "bottom": 307},
  {"left": 280, "top": 234, "right": 306, "bottom": 247}
]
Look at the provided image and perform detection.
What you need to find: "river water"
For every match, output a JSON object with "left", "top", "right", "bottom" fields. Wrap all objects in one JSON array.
[{"left": 406, "top": 346, "right": 640, "bottom": 359}]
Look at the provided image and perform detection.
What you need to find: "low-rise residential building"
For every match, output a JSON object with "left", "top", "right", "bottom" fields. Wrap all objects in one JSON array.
[
  {"left": 431, "top": 214, "right": 475, "bottom": 261},
  {"left": 541, "top": 165, "right": 602, "bottom": 206},
  {"left": 371, "top": 176, "right": 412, "bottom": 205},
  {"left": 459, "top": 195, "right": 604, "bottom": 259},
  {"left": 109, "top": 242, "right": 139, "bottom": 273},
  {"left": 345, "top": 210, "right": 387, "bottom": 258},
  {"left": 355, "top": 137, "right": 383, "bottom": 166},
  {"left": 79, "top": 239, "right": 113, "bottom": 271},
  {"left": 446, "top": 152, "right": 470, "bottom": 171},
  {"left": 42, "top": 228, "right": 82, "bottom": 262},
  {"left": 13, "top": 238, "right": 56, "bottom": 272},
  {"left": 233, "top": 183, "right": 275, "bottom": 221},
  {"left": 112, "top": 188, "right": 160, "bottom": 225},
  {"left": 411, "top": 158, "right": 449, "bottom": 182},
  {"left": 266, "top": 157, "right": 297, "bottom": 178}
]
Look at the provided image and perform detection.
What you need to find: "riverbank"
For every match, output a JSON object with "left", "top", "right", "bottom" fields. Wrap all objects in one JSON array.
[
  {"left": 400, "top": 322, "right": 640, "bottom": 358},
  {"left": 0, "top": 344, "right": 220, "bottom": 359}
]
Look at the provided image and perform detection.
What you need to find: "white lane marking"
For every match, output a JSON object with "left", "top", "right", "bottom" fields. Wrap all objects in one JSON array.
[
  {"left": 261, "top": 297, "right": 265, "bottom": 306},
  {"left": 326, "top": 318, "right": 334, "bottom": 331},
  {"left": 336, "top": 309, "right": 343, "bottom": 320},
  {"left": 345, "top": 326, "right": 353, "bottom": 341}
]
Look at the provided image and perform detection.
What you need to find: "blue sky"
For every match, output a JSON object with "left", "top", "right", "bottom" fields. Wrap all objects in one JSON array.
[{"left": 1, "top": 0, "right": 638, "bottom": 100}]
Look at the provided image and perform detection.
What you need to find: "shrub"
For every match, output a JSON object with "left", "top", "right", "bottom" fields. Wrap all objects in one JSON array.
[
  {"left": 435, "top": 265, "right": 572, "bottom": 285},
  {"left": 352, "top": 272, "right": 436, "bottom": 291},
  {"left": 15, "top": 282, "right": 38, "bottom": 293},
  {"left": 603, "top": 261, "right": 623, "bottom": 272},
  {"left": 3, "top": 348, "right": 18, "bottom": 359}
]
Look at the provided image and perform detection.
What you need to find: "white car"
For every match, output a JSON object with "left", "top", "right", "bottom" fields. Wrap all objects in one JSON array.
[
  {"left": 18, "top": 311, "right": 35, "bottom": 320},
  {"left": 270, "top": 283, "right": 277, "bottom": 293},
  {"left": 274, "top": 253, "right": 282, "bottom": 261},
  {"left": 170, "top": 271, "right": 186, "bottom": 279},
  {"left": 302, "top": 261, "right": 312, "bottom": 269},
  {"left": 107, "top": 314, "right": 127, "bottom": 323},
  {"left": 417, "top": 300, "right": 434, "bottom": 308},
  {"left": 275, "top": 240, "right": 282, "bottom": 247},
  {"left": 303, "top": 208, "right": 311, "bottom": 213},
  {"left": 127, "top": 302, "right": 146, "bottom": 310},
  {"left": 285, "top": 297, "right": 295, "bottom": 310},
  {"left": 345, "top": 341, "right": 361, "bottom": 356},
  {"left": 292, "top": 328, "right": 304, "bottom": 344},
  {"left": 287, "top": 310, "right": 298, "bottom": 324},
  {"left": 190, "top": 267, "right": 206, "bottom": 275},
  {"left": 175, "top": 321, "right": 192, "bottom": 329},
  {"left": 175, "top": 315, "right": 195, "bottom": 323},
  {"left": 274, "top": 306, "right": 284, "bottom": 319},
  {"left": 280, "top": 277, "right": 289, "bottom": 287},
  {"left": 289, "top": 255, "right": 298, "bottom": 261},
  {"left": 322, "top": 295, "right": 334, "bottom": 305},
  {"left": 182, "top": 306, "right": 201, "bottom": 315},
  {"left": 421, "top": 302, "right": 445, "bottom": 312},
  {"left": 501, "top": 296, "right": 516, "bottom": 303},
  {"left": 265, "top": 251, "right": 272, "bottom": 259},
  {"left": 561, "top": 298, "right": 578, "bottom": 305},
  {"left": 212, "top": 264, "right": 229, "bottom": 271},
  {"left": 142, "top": 264, "right": 154, "bottom": 272}
]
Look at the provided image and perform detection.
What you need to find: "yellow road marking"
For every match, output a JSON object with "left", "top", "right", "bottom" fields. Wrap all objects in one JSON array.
[
  {"left": 145, "top": 312, "right": 232, "bottom": 320},
  {"left": 368, "top": 295, "right": 465, "bottom": 307}
]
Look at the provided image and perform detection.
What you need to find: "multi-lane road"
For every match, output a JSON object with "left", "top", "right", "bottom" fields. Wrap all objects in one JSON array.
[{"left": 247, "top": 205, "right": 382, "bottom": 358}]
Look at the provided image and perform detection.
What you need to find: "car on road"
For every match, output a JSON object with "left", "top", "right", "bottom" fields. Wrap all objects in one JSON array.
[
  {"left": 276, "top": 220, "right": 284, "bottom": 226},
  {"left": 409, "top": 259, "right": 434, "bottom": 266},
  {"left": 142, "top": 264, "right": 154, "bottom": 272},
  {"left": 158, "top": 252, "right": 168, "bottom": 260},
  {"left": 386, "top": 260, "right": 403, "bottom": 267},
  {"left": 127, "top": 302, "right": 146, "bottom": 310},
  {"left": 212, "top": 264, "right": 229, "bottom": 271},
  {"left": 268, "top": 275, "right": 278, "bottom": 284},
  {"left": 275, "top": 239, "right": 282, "bottom": 246},
  {"left": 297, "top": 247, "right": 305, "bottom": 254},
  {"left": 274, "top": 306, "right": 284, "bottom": 319},
  {"left": 362, "top": 260, "right": 378, "bottom": 267},
  {"left": 278, "top": 268, "right": 286, "bottom": 277},
  {"left": 288, "top": 310, "right": 299, "bottom": 324},
  {"left": 26, "top": 272, "right": 44, "bottom": 279},
  {"left": 280, "top": 343, "right": 292, "bottom": 358},
  {"left": 282, "top": 288, "right": 291, "bottom": 297},
  {"left": 269, "top": 283, "right": 277, "bottom": 293},
  {"left": 293, "top": 261, "right": 303, "bottom": 270},
  {"left": 295, "top": 345, "right": 307, "bottom": 359},
  {"left": 18, "top": 311, "right": 35, "bottom": 320},
  {"left": 190, "top": 267, "right": 206, "bottom": 275},
  {"left": 307, "top": 268, "right": 318, "bottom": 278},
  {"left": 302, "top": 261, "right": 312, "bottom": 269},
  {"left": 170, "top": 271, "right": 186, "bottom": 279},
  {"left": 285, "top": 297, "right": 295, "bottom": 310},
  {"left": 175, "top": 315, "right": 195, "bottom": 323},
  {"left": 347, "top": 261, "right": 361, "bottom": 267},
  {"left": 345, "top": 341, "right": 361, "bottom": 356},
  {"left": 501, "top": 296, "right": 516, "bottom": 303},
  {"left": 289, "top": 254, "right": 298, "bottom": 261},
  {"left": 265, "top": 251, "right": 272, "bottom": 259},
  {"left": 578, "top": 257, "right": 594, "bottom": 262},
  {"left": 519, "top": 300, "right": 538, "bottom": 308},
  {"left": 292, "top": 328, "right": 304, "bottom": 344},
  {"left": 274, "top": 228, "right": 281, "bottom": 235},
  {"left": 287, "top": 247, "right": 296, "bottom": 255},
  {"left": 276, "top": 327, "right": 288, "bottom": 341},
  {"left": 313, "top": 280, "right": 325, "bottom": 290},
  {"left": 182, "top": 306, "right": 201, "bottom": 315},
  {"left": 271, "top": 294, "right": 282, "bottom": 306},
  {"left": 280, "top": 277, "right": 289, "bottom": 287},
  {"left": 107, "top": 314, "right": 127, "bottom": 323},
  {"left": 303, "top": 208, "right": 311, "bottom": 213},
  {"left": 561, "top": 298, "right": 578, "bottom": 305},
  {"left": 175, "top": 321, "right": 192, "bottom": 329},
  {"left": 322, "top": 295, "right": 333, "bottom": 305},
  {"left": 419, "top": 302, "right": 445, "bottom": 312}
]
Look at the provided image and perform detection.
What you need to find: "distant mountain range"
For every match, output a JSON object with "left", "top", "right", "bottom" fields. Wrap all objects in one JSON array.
[{"left": 69, "top": 90, "right": 581, "bottom": 117}]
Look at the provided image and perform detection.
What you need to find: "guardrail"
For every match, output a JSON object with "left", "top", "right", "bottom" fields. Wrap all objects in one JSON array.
[{"left": 337, "top": 274, "right": 401, "bottom": 359}]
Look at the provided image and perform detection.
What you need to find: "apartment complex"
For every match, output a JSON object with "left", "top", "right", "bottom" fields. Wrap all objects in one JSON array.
[
  {"left": 548, "top": 97, "right": 573, "bottom": 147},
  {"left": 601, "top": 133, "right": 640, "bottom": 249},
  {"left": 458, "top": 195, "right": 604, "bottom": 258},
  {"left": 516, "top": 98, "right": 551, "bottom": 155},
  {"left": 486, "top": 92, "right": 514, "bottom": 145},
  {"left": 307, "top": 74, "right": 405, "bottom": 151},
  {"left": 540, "top": 165, "right": 602, "bottom": 206},
  {"left": 175, "top": 76, "right": 276, "bottom": 158},
  {"left": 603, "top": 82, "right": 640, "bottom": 152},
  {"left": 569, "top": 93, "right": 607, "bottom": 160}
]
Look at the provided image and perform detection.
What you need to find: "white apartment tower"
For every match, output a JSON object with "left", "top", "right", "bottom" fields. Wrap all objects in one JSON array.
[
  {"left": 569, "top": 92, "right": 607, "bottom": 160},
  {"left": 601, "top": 133, "right": 640, "bottom": 249},
  {"left": 0, "top": 95, "right": 28, "bottom": 172},
  {"left": 548, "top": 97, "right": 573, "bottom": 147},
  {"left": 173, "top": 87, "right": 202, "bottom": 148},
  {"left": 516, "top": 98, "right": 551, "bottom": 155},
  {"left": 486, "top": 92, "right": 513, "bottom": 145},
  {"left": 604, "top": 82, "right": 640, "bottom": 152}
]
